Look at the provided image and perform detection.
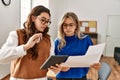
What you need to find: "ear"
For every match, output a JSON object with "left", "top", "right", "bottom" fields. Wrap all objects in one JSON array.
[{"left": 31, "top": 15, "right": 36, "bottom": 22}]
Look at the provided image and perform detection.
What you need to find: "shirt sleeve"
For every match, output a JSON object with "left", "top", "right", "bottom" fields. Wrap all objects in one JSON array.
[
  {"left": 87, "top": 35, "right": 93, "bottom": 46},
  {"left": 49, "top": 37, "right": 55, "bottom": 55},
  {"left": 0, "top": 31, "right": 26, "bottom": 64}
]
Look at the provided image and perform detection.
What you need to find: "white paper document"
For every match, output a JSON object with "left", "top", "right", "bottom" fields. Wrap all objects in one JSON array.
[{"left": 61, "top": 43, "right": 105, "bottom": 67}]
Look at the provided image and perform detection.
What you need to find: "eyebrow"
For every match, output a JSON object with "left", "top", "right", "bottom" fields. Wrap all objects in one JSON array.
[{"left": 39, "top": 16, "right": 50, "bottom": 21}]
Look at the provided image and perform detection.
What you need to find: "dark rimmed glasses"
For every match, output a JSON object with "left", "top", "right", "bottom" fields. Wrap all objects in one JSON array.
[
  {"left": 38, "top": 17, "right": 51, "bottom": 26},
  {"left": 62, "top": 23, "right": 76, "bottom": 28}
]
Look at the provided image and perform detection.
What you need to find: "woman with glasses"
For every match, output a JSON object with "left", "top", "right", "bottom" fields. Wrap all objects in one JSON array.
[
  {"left": 49, "top": 12, "right": 101, "bottom": 80},
  {"left": 0, "top": 5, "right": 54, "bottom": 80}
]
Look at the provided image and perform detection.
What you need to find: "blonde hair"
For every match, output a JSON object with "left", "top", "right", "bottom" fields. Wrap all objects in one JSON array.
[{"left": 58, "top": 12, "right": 82, "bottom": 50}]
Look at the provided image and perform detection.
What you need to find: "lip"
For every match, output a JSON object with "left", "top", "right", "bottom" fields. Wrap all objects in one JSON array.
[{"left": 65, "top": 31, "right": 71, "bottom": 33}]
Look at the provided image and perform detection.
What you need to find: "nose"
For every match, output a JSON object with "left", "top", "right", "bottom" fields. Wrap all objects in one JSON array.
[{"left": 66, "top": 26, "right": 71, "bottom": 29}]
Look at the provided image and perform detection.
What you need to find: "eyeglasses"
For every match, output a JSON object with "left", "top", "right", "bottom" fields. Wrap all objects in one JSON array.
[
  {"left": 62, "top": 23, "right": 76, "bottom": 28},
  {"left": 38, "top": 17, "right": 51, "bottom": 26}
]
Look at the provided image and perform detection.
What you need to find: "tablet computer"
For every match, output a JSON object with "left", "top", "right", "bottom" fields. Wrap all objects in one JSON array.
[{"left": 40, "top": 55, "right": 68, "bottom": 70}]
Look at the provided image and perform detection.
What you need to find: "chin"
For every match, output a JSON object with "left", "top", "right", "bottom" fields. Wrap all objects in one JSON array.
[
  {"left": 39, "top": 29, "right": 44, "bottom": 32},
  {"left": 36, "top": 30, "right": 43, "bottom": 33}
]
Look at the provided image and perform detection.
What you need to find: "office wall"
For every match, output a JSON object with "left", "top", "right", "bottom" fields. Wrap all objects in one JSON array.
[
  {"left": 49, "top": 1, "right": 66, "bottom": 39},
  {"left": 49, "top": 0, "right": 120, "bottom": 43},
  {"left": 0, "top": 0, "right": 20, "bottom": 47}
]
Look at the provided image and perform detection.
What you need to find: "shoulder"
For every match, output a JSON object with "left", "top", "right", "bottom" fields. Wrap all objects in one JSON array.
[
  {"left": 54, "top": 37, "right": 60, "bottom": 42},
  {"left": 44, "top": 34, "right": 51, "bottom": 39},
  {"left": 9, "top": 31, "right": 18, "bottom": 38},
  {"left": 54, "top": 37, "right": 60, "bottom": 45},
  {"left": 50, "top": 37, "right": 54, "bottom": 43},
  {"left": 16, "top": 29, "right": 26, "bottom": 35},
  {"left": 80, "top": 34, "right": 93, "bottom": 45},
  {"left": 80, "top": 33, "right": 91, "bottom": 40}
]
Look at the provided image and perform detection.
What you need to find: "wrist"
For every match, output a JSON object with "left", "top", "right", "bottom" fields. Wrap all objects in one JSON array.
[
  {"left": 61, "top": 67, "right": 70, "bottom": 72},
  {"left": 23, "top": 44, "right": 29, "bottom": 51}
]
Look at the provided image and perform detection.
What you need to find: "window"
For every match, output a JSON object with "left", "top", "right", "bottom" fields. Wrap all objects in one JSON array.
[
  {"left": 20, "top": 0, "right": 49, "bottom": 28},
  {"left": 20, "top": 0, "right": 31, "bottom": 28}
]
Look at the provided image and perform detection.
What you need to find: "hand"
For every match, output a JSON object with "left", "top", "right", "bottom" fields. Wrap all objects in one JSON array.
[
  {"left": 23, "top": 33, "right": 42, "bottom": 51},
  {"left": 48, "top": 64, "right": 62, "bottom": 74},
  {"left": 48, "top": 64, "right": 70, "bottom": 74},
  {"left": 90, "top": 63, "right": 101, "bottom": 70}
]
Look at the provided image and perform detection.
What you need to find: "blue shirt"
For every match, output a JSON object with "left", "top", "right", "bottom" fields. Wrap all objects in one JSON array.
[{"left": 54, "top": 35, "right": 93, "bottom": 78}]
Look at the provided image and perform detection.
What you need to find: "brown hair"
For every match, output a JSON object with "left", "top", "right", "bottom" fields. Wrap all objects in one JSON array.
[{"left": 23, "top": 5, "right": 51, "bottom": 59}]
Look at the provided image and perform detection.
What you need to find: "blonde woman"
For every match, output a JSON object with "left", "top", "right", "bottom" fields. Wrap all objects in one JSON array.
[{"left": 49, "top": 12, "right": 100, "bottom": 80}]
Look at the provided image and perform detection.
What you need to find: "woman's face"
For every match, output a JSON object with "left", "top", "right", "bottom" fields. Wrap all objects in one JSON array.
[
  {"left": 33, "top": 12, "right": 51, "bottom": 32},
  {"left": 62, "top": 18, "right": 76, "bottom": 36}
]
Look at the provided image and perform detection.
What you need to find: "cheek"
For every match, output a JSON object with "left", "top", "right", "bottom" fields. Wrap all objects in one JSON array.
[
  {"left": 35, "top": 22, "right": 42, "bottom": 27},
  {"left": 36, "top": 21, "right": 41, "bottom": 26},
  {"left": 63, "top": 29, "right": 66, "bottom": 32},
  {"left": 35, "top": 23, "right": 41, "bottom": 30},
  {"left": 72, "top": 28, "right": 76, "bottom": 32}
]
